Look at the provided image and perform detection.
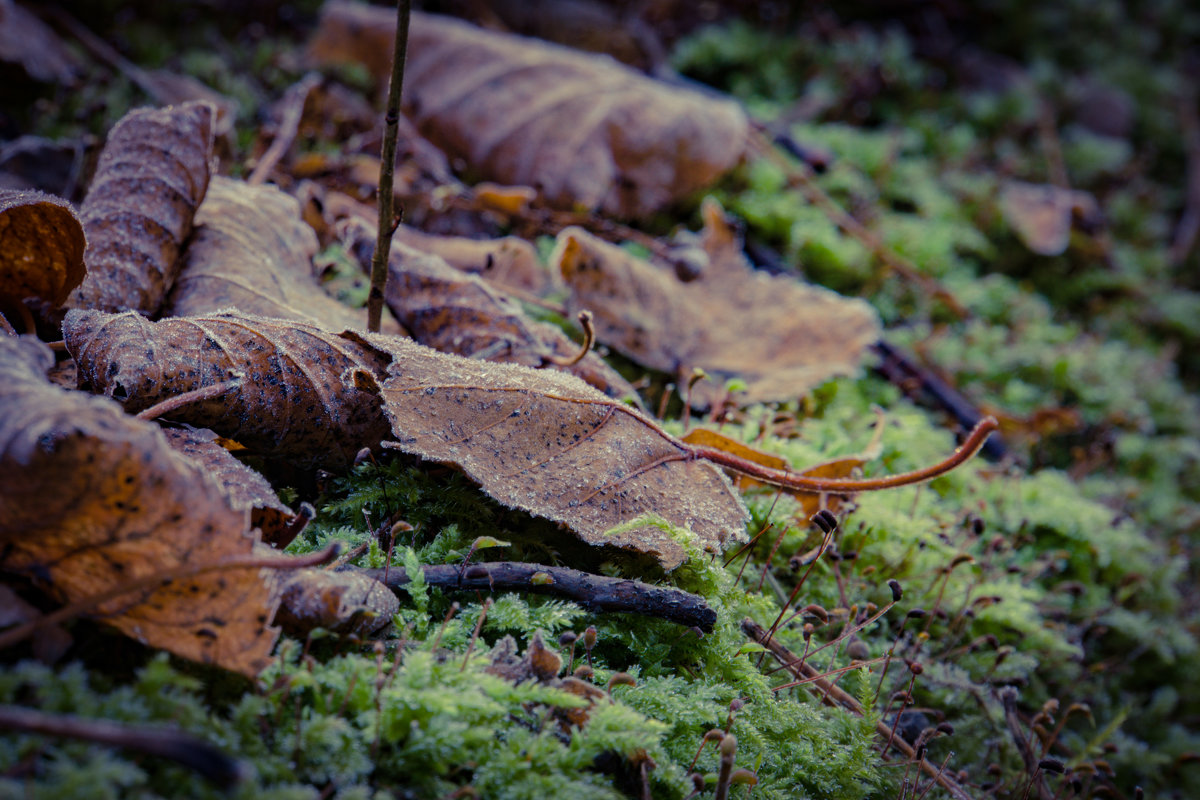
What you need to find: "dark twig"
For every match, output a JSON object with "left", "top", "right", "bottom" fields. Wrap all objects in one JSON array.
[
  {"left": 742, "top": 618, "right": 977, "bottom": 800},
  {"left": 366, "top": 0, "right": 412, "bottom": 333},
  {"left": 0, "top": 705, "right": 245, "bottom": 788},
  {"left": 363, "top": 561, "right": 718, "bottom": 631},
  {"left": 872, "top": 340, "right": 1007, "bottom": 461}
]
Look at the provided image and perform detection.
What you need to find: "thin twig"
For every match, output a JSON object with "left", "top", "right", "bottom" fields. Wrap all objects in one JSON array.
[
  {"left": 363, "top": 561, "right": 718, "bottom": 631},
  {"left": 742, "top": 618, "right": 976, "bottom": 800},
  {"left": 366, "top": 0, "right": 412, "bottom": 333},
  {"left": 248, "top": 72, "right": 322, "bottom": 186},
  {"left": 0, "top": 705, "right": 245, "bottom": 788}
]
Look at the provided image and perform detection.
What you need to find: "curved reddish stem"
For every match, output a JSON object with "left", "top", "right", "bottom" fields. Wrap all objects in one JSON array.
[{"left": 692, "top": 416, "right": 999, "bottom": 493}]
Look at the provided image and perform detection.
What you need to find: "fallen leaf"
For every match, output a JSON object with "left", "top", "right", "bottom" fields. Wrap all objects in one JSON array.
[
  {"left": 391, "top": 223, "right": 556, "bottom": 296},
  {"left": 274, "top": 568, "right": 398, "bottom": 638},
  {"left": 67, "top": 101, "right": 215, "bottom": 315},
  {"left": 339, "top": 221, "right": 636, "bottom": 401},
  {"left": 63, "top": 309, "right": 393, "bottom": 469},
  {"left": 0, "top": 0, "right": 81, "bottom": 84},
  {"left": 167, "top": 176, "right": 402, "bottom": 333},
  {"left": 0, "top": 188, "right": 85, "bottom": 324},
  {"left": 0, "top": 335, "right": 281, "bottom": 676},
  {"left": 363, "top": 332, "right": 749, "bottom": 569},
  {"left": 64, "top": 308, "right": 748, "bottom": 567},
  {"left": 160, "top": 426, "right": 297, "bottom": 548},
  {"left": 556, "top": 199, "right": 881, "bottom": 408},
  {"left": 308, "top": 2, "right": 748, "bottom": 219},
  {"left": 999, "top": 180, "right": 1098, "bottom": 256}
]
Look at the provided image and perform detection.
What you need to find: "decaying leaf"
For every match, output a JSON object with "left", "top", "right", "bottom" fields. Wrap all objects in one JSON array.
[
  {"left": 364, "top": 333, "right": 749, "bottom": 569},
  {"left": 556, "top": 199, "right": 882, "bottom": 408},
  {"left": 340, "top": 222, "right": 636, "bottom": 401},
  {"left": 486, "top": 633, "right": 606, "bottom": 729},
  {"left": 0, "top": 0, "right": 81, "bottom": 85},
  {"left": 0, "top": 188, "right": 85, "bottom": 323},
  {"left": 999, "top": 180, "right": 1099, "bottom": 256},
  {"left": 0, "top": 335, "right": 281, "bottom": 676},
  {"left": 68, "top": 101, "right": 215, "bottom": 314},
  {"left": 309, "top": 2, "right": 748, "bottom": 219},
  {"left": 160, "top": 426, "right": 297, "bottom": 548},
  {"left": 167, "top": 176, "right": 401, "bottom": 333},
  {"left": 391, "top": 224, "right": 556, "bottom": 296},
  {"left": 274, "top": 568, "right": 398, "bottom": 638},
  {"left": 63, "top": 309, "right": 393, "bottom": 469},
  {"left": 64, "top": 308, "right": 748, "bottom": 567}
]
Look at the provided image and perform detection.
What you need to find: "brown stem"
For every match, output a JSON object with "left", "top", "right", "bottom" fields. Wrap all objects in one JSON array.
[
  {"left": 0, "top": 544, "right": 338, "bottom": 652},
  {"left": 545, "top": 310, "right": 595, "bottom": 367},
  {"left": 366, "top": 0, "right": 412, "bottom": 333},
  {"left": 694, "top": 416, "right": 998, "bottom": 493},
  {"left": 134, "top": 378, "right": 241, "bottom": 421},
  {"left": 742, "top": 618, "right": 977, "bottom": 800},
  {"left": 0, "top": 705, "right": 244, "bottom": 788},
  {"left": 362, "top": 561, "right": 717, "bottom": 631}
]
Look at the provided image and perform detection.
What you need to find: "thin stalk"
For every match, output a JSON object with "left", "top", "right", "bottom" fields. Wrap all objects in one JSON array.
[{"left": 366, "top": 0, "right": 412, "bottom": 333}]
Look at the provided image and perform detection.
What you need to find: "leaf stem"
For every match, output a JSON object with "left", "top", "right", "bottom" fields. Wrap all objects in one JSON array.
[
  {"left": 366, "top": 0, "right": 412, "bottom": 333},
  {"left": 692, "top": 416, "right": 999, "bottom": 493}
]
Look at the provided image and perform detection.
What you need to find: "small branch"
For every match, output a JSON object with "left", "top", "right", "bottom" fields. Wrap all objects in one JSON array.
[
  {"left": 0, "top": 705, "right": 244, "bottom": 788},
  {"left": 134, "top": 378, "right": 241, "bottom": 421},
  {"left": 694, "top": 416, "right": 998, "bottom": 493},
  {"left": 366, "top": 0, "right": 412, "bottom": 333},
  {"left": 362, "top": 561, "right": 717, "bottom": 631},
  {"left": 248, "top": 72, "right": 322, "bottom": 186},
  {"left": 742, "top": 618, "right": 977, "bottom": 800},
  {"left": 0, "top": 544, "right": 339, "bottom": 652},
  {"left": 545, "top": 310, "right": 595, "bottom": 367}
]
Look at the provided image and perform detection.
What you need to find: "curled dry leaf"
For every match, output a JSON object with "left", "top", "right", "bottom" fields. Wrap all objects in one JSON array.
[
  {"left": 168, "top": 176, "right": 402, "bottom": 333},
  {"left": 63, "top": 309, "right": 392, "bottom": 469},
  {"left": 68, "top": 101, "right": 215, "bottom": 315},
  {"left": 309, "top": 2, "right": 748, "bottom": 219},
  {"left": 0, "top": 188, "right": 85, "bottom": 323},
  {"left": 273, "top": 568, "right": 398, "bottom": 638},
  {"left": 359, "top": 332, "right": 749, "bottom": 569},
  {"left": 160, "top": 426, "right": 296, "bottom": 548},
  {"left": 340, "top": 221, "right": 636, "bottom": 401},
  {"left": 556, "top": 199, "right": 882, "bottom": 408},
  {"left": 0, "top": 335, "right": 280, "bottom": 677}
]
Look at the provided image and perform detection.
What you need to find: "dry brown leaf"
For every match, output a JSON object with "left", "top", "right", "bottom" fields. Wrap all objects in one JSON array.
[
  {"left": 0, "top": 188, "right": 85, "bottom": 324},
  {"left": 308, "top": 2, "right": 748, "bottom": 219},
  {"left": 167, "top": 176, "right": 402, "bottom": 334},
  {"left": 0, "top": 335, "right": 281, "bottom": 676},
  {"left": 391, "top": 224, "right": 556, "bottom": 296},
  {"left": 556, "top": 199, "right": 881, "bottom": 408},
  {"left": 63, "top": 308, "right": 748, "bottom": 567},
  {"left": 362, "top": 333, "right": 748, "bottom": 569},
  {"left": 160, "top": 426, "right": 297, "bottom": 548},
  {"left": 63, "top": 309, "right": 393, "bottom": 469},
  {"left": 274, "top": 568, "right": 398, "bottom": 638},
  {"left": 338, "top": 221, "right": 636, "bottom": 401},
  {"left": 999, "top": 180, "right": 1098, "bottom": 256},
  {"left": 67, "top": 101, "right": 215, "bottom": 315}
]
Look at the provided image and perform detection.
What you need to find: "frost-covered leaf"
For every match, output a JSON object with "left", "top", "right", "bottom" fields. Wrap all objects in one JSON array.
[
  {"left": 0, "top": 335, "right": 280, "bottom": 676},
  {"left": 0, "top": 188, "right": 85, "bottom": 322},
  {"left": 308, "top": 2, "right": 748, "bottom": 219},
  {"left": 67, "top": 101, "right": 215, "bottom": 314}
]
